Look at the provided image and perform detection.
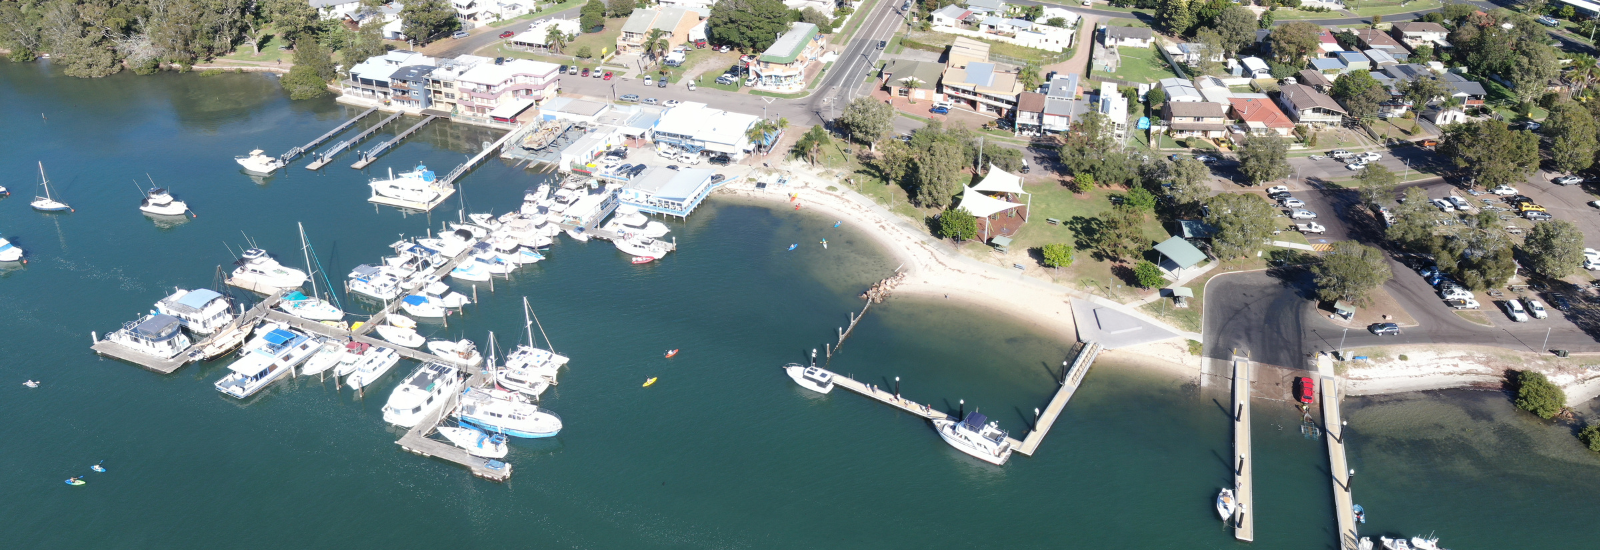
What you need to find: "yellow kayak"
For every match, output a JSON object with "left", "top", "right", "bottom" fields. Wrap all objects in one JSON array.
[{"left": 642, "top": 377, "right": 657, "bottom": 387}]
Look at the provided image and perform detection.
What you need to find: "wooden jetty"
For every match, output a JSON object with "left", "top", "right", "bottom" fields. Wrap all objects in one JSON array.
[
  {"left": 91, "top": 289, "right": 287, "bottom": 374},
  {"left": 351, "top": 242, "right": 478, "bottom": 337},
  {"left": 434, "top": 125, "right": 518, "bottom": 187},
  {"left": 1318, "top": 353, "right": 1359, "bottom": 549},
  {"left": 365, "top": 124, "right": 517, "bottom": 212},
  {"left": 306, "top": 111, "right": 403, "bottom": 170},
  {"left": 395, "top": 367, "right": 512, "bottom": 481},
  {"left": 279, "top": 106, "right": 377, "bottom": 164},
  {"left": 1015, "top": 341, "right": 1100, "bottom": 455},
  {"left": 351, "top": 115, "right": 437, "bottom": 169},
  {"left": 1232, "top": 356, "right": 1255, "bottom": 542}
]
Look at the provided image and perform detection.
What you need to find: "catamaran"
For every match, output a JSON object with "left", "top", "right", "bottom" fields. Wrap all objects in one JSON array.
[
  {"left": 932, "top": 411, "right": 1014, "bottom": 466},
  {"left": 497, "top": 298, "right": 568, "bottom": 391},
  {"left": 381, "top": 361, "right": 463, "bottom": 427},
  {"left": 31, "top": 162, "right": 71, "bottom": 213},
  {"left": 276, "top": 223, "right": 343, "bottom": 321},
  {"left": 236, "top": 149, "right": 285, "bottom": 175},
  {"left": 154, "top": 288, "right": 234, "bottom": 335},
  {"left": 106, "top": 314, "right": 193, "bottom": 359}
]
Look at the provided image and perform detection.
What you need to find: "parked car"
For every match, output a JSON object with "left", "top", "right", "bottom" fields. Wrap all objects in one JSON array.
[
  {"left": 930, "top": 106, "right": 949, "bottom": 114},
  {"left": 1194, "top": 154, "right": 1217, "bottom": 163},
  {"left": 1266, "top": 185, "right": 1289, "bottom": 194},
  {"left": 499, "top": 31, "right": 515, "bottom": 38},
  {"left": 1518, "top": 203, "right": 1548, "bottom": 213},
  {"left": 1525, "top": 298, "right": 1549, "bottom": 319},
  {"left": 1268, "top": 191, "right": 1292, "bottom": 200},
  {"left": 1490, "top": 185, "right": 1518, "bottom": 195},
  {"left": 643, "top": 76, "right": 653, "bottom": 86},
  {"left": 1439, "top": 287, "right": 1473, "bottom": 300},
  {"left": 1586, "top": 255, "right": 1600, "bottom": 271},
  {"left": 1280, "top": 197, "right": 1305, "bottom": 208},
  {"left": 603, "top": 71, "right": 613, "bottom": 80},
  {"left": 581, "top": 67, "right": 591, "bottom": 77},
  {"left": 1503, "top": 300, "right": 1530, "bottom": 322},
  {"left": 1506, "top": 195, "right": 1534, "bottom": 205},
  {"left": 1447, "top": 196, "right": 1471, "bottom": 210},
  {"left": 1554, "top": 175, "right": 1585, "bottom": 185},
  {"left": 1309, "top": 155, "right": 1325, "bottom": 160},
  {"left": 1369, "top": 322, "right": 1401, "bottom": 335},
  {"left": 708, "top": 154, "right": 731, "bottom": 166},
  {"left": 1293, "top": 377, "right": 1315, "bottom": 404},
  {"left": 1430, "top": 198, "right": 1455, "bottom": 212},
  {"left": 1444, "top": 298, "right": 1481, "bottom": 310},
  {"left": 1540, "top": 15, "right": 1560, "bottom": 26},
  {"left": 687, "top": 81, "right": 696, "bottom": 91},
  {"left": 1552, "top": 293, "right": 1573, "bottom": 311},
  {"left": 558, "top": 64, "right": 568, "bottom": 74},
  {"left": 619, "top": 94, "right": 640, "bottom": 102},
  {"left": 1525, "top": 121, "right": 1543, "bottom": 131},
  {"left": 642, "top": 98, "right": 659, "bottom": 105},
  {"left": 1417, "top": 265, "right": 1439, "bottom": 279},
  {"left": 1289, "top": 209, "right": 1317, "bottom": 219},
  {"left": 1358, "top": 152, "right": 1381, "bottom": 162},
  {"left": 451, "top": 30, "right": 470, "bottom": 39},
  {"left": 1296, "top": 222, "right": 1326, "bottom": 234},
  {"left": 1345, "top": 161, "right": 1367, "bottom": 171},
  {"left": 1329, "top": 149, "right": 1352, "bottom": 158},
  {"left": 664, "top": 99, "right": 681, "bottom": 107}
]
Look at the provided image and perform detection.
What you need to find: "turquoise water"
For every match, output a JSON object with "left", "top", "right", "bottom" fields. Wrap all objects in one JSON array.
[{"left": 1, "top": 61, "right": 1595, "bottom": 548}]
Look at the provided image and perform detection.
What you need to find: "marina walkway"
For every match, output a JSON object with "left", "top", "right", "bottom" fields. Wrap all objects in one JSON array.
[
  {"left": 1232, "top": 356, "right": 1255, "bottom": 542},
  {"left": 354, "top": 241, "right": 478, "bottom": 336},
  {"left": 1016, "top": 342, "right": 1100, "bottom": 455},
  {"left": 261, "top": 310, "right": 451, "bottom": 366},
  {"left": 1319, "top": 354, "right": 1358, "bottom": 549},
  {"left": 395, "top": 367, "right": 512, "bottom": 481},
  {"left": 279, "top": 106, "right": 377, "bottom": 164},
  {"left": 352, "top": 115, "right": 437, "bottom": 169},
  {"left": 91, "top": 289, "right": 287, "bottom": 374},
  {"left": 306, "top": 112, "right": 403, "bottom": 170}
]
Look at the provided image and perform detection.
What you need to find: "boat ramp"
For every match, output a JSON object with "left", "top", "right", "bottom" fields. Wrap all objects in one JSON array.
[
  {"left": 278, "top": 106, "right": 378, "bottom": 166},
  {"left": 306, "top": 111, "right": 403, "bottom": 170},
  {"left": 351, "top": 115, "right": 438, "bottom": 170},
  {"left": 90, "top": 289, "right": 288, "bottom": 374}
]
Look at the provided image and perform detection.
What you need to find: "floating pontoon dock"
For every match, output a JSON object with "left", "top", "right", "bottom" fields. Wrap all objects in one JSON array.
[
  {"left": 90, "top": 289, "right": 288, "bottom": 374},
  {"left": 1232, "top": 356, "right": 1255, "bottom": 542},
  {"left": 306, "top": 111, "right": 403, "bottom": 170},
  {"left": 351, "top": 115, "right": 438, "bottom": 170},
  {"left": 279, "top": 106, "right": 377, "bottom": 166},
  {"left": 396, "top": 368, "right": 513, "bottom": 482},
  {"left": 1319, "top": 353, "right": 1358, "bottom": 549}
]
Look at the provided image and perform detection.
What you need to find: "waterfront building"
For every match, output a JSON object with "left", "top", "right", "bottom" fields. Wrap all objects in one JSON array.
[
  {"left": 750, "top": 23, "right": 824, "bottom": 93},
  {"left": 345, "top": 51, "right": 437, "bottom": 105},
  {"left": 454, "top": 59, "right": 562, "bottom": 120},
  {"left": 618, "top": 168, "right": 719, "bottom": 218},
  {"left": 422, "top": 56, "right": 492, "bottom": 115},
  {"left": 650, "top": 102, "right": 760, "bottom": 160}
]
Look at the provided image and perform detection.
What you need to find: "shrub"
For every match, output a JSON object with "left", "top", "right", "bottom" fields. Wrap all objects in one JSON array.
[
  {"left": 936, "top": 206, "right": 978, "bottom": 242},
  {"left": 1041, "top": 243, "right": 1074, "bottom": 268},
  {"left": 1580, "top": 425, "right": 1600, "bottom": 452},
  {"left": 1133, "top": 260, "right": 1165, "bottom": 288},
  {"left": 1513, "top": 371, "right": 1566, "bottom": 419}
]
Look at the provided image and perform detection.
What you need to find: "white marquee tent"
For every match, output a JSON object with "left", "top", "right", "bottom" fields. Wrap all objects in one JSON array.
[{"left": 956, "top": 164, "right": 1030, "bottom": 241}]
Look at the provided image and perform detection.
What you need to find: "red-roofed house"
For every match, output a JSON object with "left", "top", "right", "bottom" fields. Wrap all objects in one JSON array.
[
  {"left": 1318, "top": 29, "right": 1341, "bottom": 54},
  {"left": 1229, "top": 97, "right": 1294, "bottom": 136}
]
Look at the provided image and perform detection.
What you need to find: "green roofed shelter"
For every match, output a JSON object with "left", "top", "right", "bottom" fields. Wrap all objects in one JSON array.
[{"left": 1153, "top": 236, "right": 1207, "bottom": 276}]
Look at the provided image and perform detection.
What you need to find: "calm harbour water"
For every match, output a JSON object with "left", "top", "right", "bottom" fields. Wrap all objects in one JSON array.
[{"left": 1, "top": 62, "right": 1596, "bottom": 548}]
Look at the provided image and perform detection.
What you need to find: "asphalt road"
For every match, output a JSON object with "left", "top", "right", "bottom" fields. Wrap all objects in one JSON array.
[
  {"left": 1203, "top": 271, "right": 1313, "bottom": 369},
  {"left": 809, "top": 0, "right": 908, "bottom": 124}
]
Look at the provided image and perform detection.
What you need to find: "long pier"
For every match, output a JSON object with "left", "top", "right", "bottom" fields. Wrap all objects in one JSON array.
[
  {"left": 279, "top": 106, "right": 377, "bottom": 163},
  {"left": 435, "top": 125, "right": 518, "bottom": 187},
  {"left": 1232, "top": 356, "right": 1255, "bottom": 542},
  {"left": 351, "top": 115, "right": 438, "bottom": 169},
  {"left": 1319, "top": 353, "right": 1359, "bottom": 549},
  {"left": 306, "top": 111, "right": 404, "bottom": 170},
  {"left": 91, "top": 289, "right": 288, "bottom": 374}
]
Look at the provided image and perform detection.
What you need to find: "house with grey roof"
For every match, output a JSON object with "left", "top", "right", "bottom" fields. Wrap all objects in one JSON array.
[
  {"left": 1102, "top": 26, "right": 1153, "bottom": 48},
  {"left": 1278, "top": 83, "right": 1346, "bottom": 126}
]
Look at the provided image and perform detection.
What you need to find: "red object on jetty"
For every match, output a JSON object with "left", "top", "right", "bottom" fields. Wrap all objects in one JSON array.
[{"left": 1293, "top": 377, "right": 1315, "bottom": 404}]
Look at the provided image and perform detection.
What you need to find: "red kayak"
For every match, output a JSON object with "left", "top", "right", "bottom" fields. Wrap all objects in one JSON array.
[
  {"left": 631, "top": 256, "right": 654, "bottom": 264},
  {"left": 664, "top": 349, "right": 678, "bottom": 358}
]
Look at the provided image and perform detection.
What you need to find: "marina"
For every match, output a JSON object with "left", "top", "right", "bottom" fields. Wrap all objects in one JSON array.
[
  {"left": 90, "top": 289, "right": 288, "bottom": 374},
  {"left": 351, "top": 115, "right": 438, "bottom": 170},
  {"left": 1232, "top": 356, "right": 1256, "bottom": 542},
  {"left": 278, "top": 106, "right": 378, "bottom": 167},
  {"left": 305, "top": 111, "right": 404, "bottom": 170}
]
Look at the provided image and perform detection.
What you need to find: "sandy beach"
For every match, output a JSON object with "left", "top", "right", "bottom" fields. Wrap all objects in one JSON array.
[{"left": 1340, "top": 344, "right": 1600, "bottom": 404}]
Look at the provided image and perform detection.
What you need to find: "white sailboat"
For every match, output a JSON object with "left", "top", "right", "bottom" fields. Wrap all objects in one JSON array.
[
  {"left": 277, "top": 223, "right": 343, "bottom": 321},
  {"left": 932, "top": 411, "right": 1013, "bottom": 466},
  {"left": 31, "top": 162, "right": 71, "bottom": 213},
  {"left": 438, "top": 424, "right": 509, "bottom": 458},
  {"left": 381, "top": 361, "right": 463, "bottom": 427},
  {"left": 495, "top": 298, "right": 568, "bottom": 396},
  {"left": 0, "top": 237, "right": 22, "bottom": 263},
  {"left": 236, "top": 149, "right": 286, "bottom": 174}
]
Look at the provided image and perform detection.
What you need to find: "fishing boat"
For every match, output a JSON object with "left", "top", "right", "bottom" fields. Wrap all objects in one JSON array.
[
  {"left": 426, "top": 338, "right": 483, "bottom": 368},
  {"left": 344, "top": 345, "right": 401, "bottom": 390},
  {"left": 456, "top": 387, "right": 563, "bottom": 438},
  {"left": 31, "top": 162, "right": 71, "bottom": 213},
  {"left": 276, "top": 223, "right": 343, "bottom": 321},
  {"left": 347, "top": 264, "right": 404, "bottom": 301},
  {"left": 230, "top": 248, "right": 308, "bottom": 293},
  {"left": 298, "top": 338, "right": 344, "bottom": 376},
  {"left": 381, "top": 361, "right": 463, "bottom": 427},
  {"left": 0, "top": 237, "right": 23, "bottom": 262},
  {"left": 235, "top": 149, "right": 285, "bottom": 174},
  {"left": 783, "top": 363, "right": 834, "bottom": 394},
  {"left": 138, "top": 187, "right": 189, "bottom": 216},
  {"left": 615, "top": 234, "right": 672, "bottom": 260},
  {"left": 1216, "top": 488, "right": 1237, "bottom": 521},
  {"left": 1380, "top": 537, "right": 1412, "bottom": 550},
  {"left": 601, "top": 205, "right": 670, "bottom": 238},
  {"left": 399, "top": 294, "right": 447, "bottom": 318},
  {"left": 374, "top": 320, "right": 424, "bottom": 348},
  {"left": 369, "top": 165, "right": 443, "bottom": 204},
  {"left": 154, "top": 288, "right": 234, "bottom": 335},
  {"left": 106, "top": 314, "right": 193, "bottom": 359},
  {"left": 932, "top": 411, "right": 1013, "bottom": 466},
  {"left": 214, "top": 324, "right": 317, "bottom": 399},
  {"left": 438, "top": 424, "right": 508, "bottom": 458}
]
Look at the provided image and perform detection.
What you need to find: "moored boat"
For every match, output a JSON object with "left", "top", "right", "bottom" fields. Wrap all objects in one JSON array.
[
  {"left": 106, "top": 314, "right": 193, "bottom": 359},
  {"left": 138, "top": 187, "right": 189, "bottom": 216},
  {"left": 784, "top": 363, "right": 834, "bottom": 394},
  {"left": 154, "top": 288, "right": 234, "bottom": 335},
  {"left": 344, "top": 345, "right": 401, "bottom": 390},
  {"left": 298, "top": 338, "right": 344, "bottom": 376},
  {"left": 369, "top": 164, "right": 443, "bottom": 204},
  {"left": 214, "top": 323, "right": 317, "bottom": 399},
  {"left": 426, "top": 338, "right": 483, "bottom": 368},
  {"left": 375, "top": 323, "right": 424, "bottom": 348},
  {"left": 31, "top": 162, "right": 71, "bottom": 213},
  {"left": 1216, "top": 488, "right": 1236, "bottom": 522},
  {"left": 381, "top": 361, "right": 462, "bottom": 427},
  {"left": 0, "top": 237, "right": 21, "bottom": 262},
  {"left": 230, "top": 248, "right": 308, "bottom": 293},
  {"left": 456, "top": 387, "right": 563, "bottom": 438},
  {"left": 932, "top": 411, "right": 1013, "bottom": 465},
  {"left": 236, "top": 149, "right": 285, "bottom": 174},
  {"left": 438, "top": 424, "right": 508, "bottom": 458}
]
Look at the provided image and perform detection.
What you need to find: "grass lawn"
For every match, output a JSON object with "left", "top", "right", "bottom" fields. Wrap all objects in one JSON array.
[
  {"left": 904, "top": 31, "right": 1070, "bottom": 65},
  {"left": 1105, "top": 18, "right": 1151, "bottom": 27},
  {"left": 1351, "top": 0, "right": 1441, "bottom": 16},
  {"left": 887, "top": 33, "right": 906, "bottom": 54},
  {"left": 569, "top": 17, "right": 624, "bottom": 59},
  {"left": 508, "top": 0, "right": 584, "bottom": 23},
  {"left": 1099, "top": 45, "right": 1181, "bottom": 84},
  {"left": 1289, "top": 129, "right": 1365, "bottom": 156},
  {"left": 221, "top": 32, "right": 292, "bottom": 63}
]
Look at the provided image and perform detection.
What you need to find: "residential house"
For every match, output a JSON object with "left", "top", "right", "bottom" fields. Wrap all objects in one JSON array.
[
  {"left": 1364, "top": 48, "right": 1398, "bottom": 67},
  {"left": 1099, "top": 82, "right": 1128, "bottom": 141},
  {"left": 942, "top": 61, "right": 1025, "bottom": 116},
  {"left": 1040, "top": 7, "right": 1081, "bottom": 28},
  {"left": 880, "top": 59, "right": 946, "bottom": 99},
  {"left": 1277, "top": 83, "right": 1346, "bottom": 126},
  {"left": 1309, "top": 57, "right": 1346, "bottom": 75},
  {"left": 510, "top": 19, "right": 583, "bottom": 51},
  {"left": 1041, "top": 73, "right": 1087, "bottom": 134},
  {"left": 345, "top": 51, "right": 437, "bottom": 104},
  {"left": 1334, "top": 51, "right": 1370, "bottom": 73},
  {"left": 1161, "top": 101, "right": 1229, "bottom": 138},
  {"left": 1015, "top": 92, "right": 1047, "bottom": 136},
  {"left": 657, "top": 0, "right": 717, "bottom": 8},
  {"left": 966, "top": 0, "right": 1007, "bottom": 15},
  {"left": 618, "top": 6, "right": 700, "bottom": 54},
  {"left": 1240, "top": 57, "right": 1271, "bottom": 79},
  {"left": 1102, "top": 26, "right": 1153, "bottom": 48},
  {"left": 452, "top": 58, "right": 562, "bottom": 119},
  {"left": 1295, "top": 69, "right": 1334, "bottom": 92},
  {"left": 931, "top": 5, "right": 974, "bottom": 27},
  {"left": 422, "top": 55, "right": 491, "bottom": 115},
  {"left": 1561, "top": 0, "right": 1600, "bottom": 17},
  {"left": 388, "top": 65, "right": 436, "bottom": 110},
  {"left": 973, "top": 17, "right": 1074, "bottom": 52},
  {"left": 1353, "top": 29, "right": 1405, "bottom": 53},
  {"left": 1170, "top": 42, "right": 1223, "bottom": 66},
  {"left": 751, "top": 23, "right": 824, "bottom": 92},
  {"left": 1317, "top": 29, "right": 1342, "bottom": 54},
  {"left": 311, "top": 0, "right": 361, "bottom": 20},
  {"left": 1229, "top": 97, "right": 1295, "bottom": 136},
  {"left": 1441, "top": 73, "right": 1487, "bottom": 106},
  {"left": 1390, "top": 22, "right": 1451, "bottom": 50},
  {"left": 1158, "top": 77, "right": 1203, "bottom": 102},
  {"left": 1194, "top": 75, "right": 1233, "bottom": 103}
]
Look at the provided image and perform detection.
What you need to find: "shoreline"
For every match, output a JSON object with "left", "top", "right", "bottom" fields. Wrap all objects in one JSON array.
[{"left": 1339, "top": 344, "right": 1600, "bottom": 404}]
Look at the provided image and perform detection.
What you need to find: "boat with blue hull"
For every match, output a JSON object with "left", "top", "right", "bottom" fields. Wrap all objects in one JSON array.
[{"left": 456, "top": 387, "right": 562, "bottom": 438}]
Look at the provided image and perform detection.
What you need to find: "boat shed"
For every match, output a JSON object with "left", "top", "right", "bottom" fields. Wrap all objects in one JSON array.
[
  {"left": 1153, "top": 236, "right": 1207, "bottom": 277},
  {"left": 618, "top": 168, "right": 720, "bottom": 218}
]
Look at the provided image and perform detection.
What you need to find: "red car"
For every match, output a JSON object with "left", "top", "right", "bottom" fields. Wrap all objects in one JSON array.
[
  {"left": 603, "top": 71, "right": 613, "bottom": 80},
  {"left": 581, "top": 68, "right": 590, "bottom": 77},
  {"left": 499, "top": 31, "right": 515, "bottom": 38},
  {"left": 1293, "top": 377, "right": 1316, "bottom": 404}
]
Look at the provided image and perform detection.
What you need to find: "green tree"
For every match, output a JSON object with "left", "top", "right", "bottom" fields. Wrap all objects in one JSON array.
[
  {"left": 607, "top": 0, "right": 636, "bottom": 17},
  {"left": 912, "top": 138, "right": 966, "bottom": 208},
  {"left": 1545, "top": 100, "right": 1598, "bottom": 174},
  {"left": 1268, "top": 21, "right": 1321, "bottom": 65},
  {"left": 1156, "top": 0, "right": 1194, "bottom": 36},
  {"left": 581, "top": 0, "right": 607, "bottom": 32},
  {"left": 1386, "top": 187, "right": 1441, "bottom": 250},
  {"left": 708, "top": 0, "right": 795, "bottom": 52},
  {"left": 1439, "top": 120, "right": 1541, "bottom": 188},
  {"left": 1046, "top": 16, "right": 1067, "bottom": 27},
  {"left": 1355, "top": 164, "right": 1397, "bottom": 206},
  {"left": 267, "top": 0, "right": 322, "bottom": 41},
  {"left": 1145, "top": 87, "right": 1167, "bottom": 111},
  {"left": 343, "top": 21, "right": 387, "bottom": 68},
  {"left": 1433, "top": 230, "right": 1515, "bottom": 290},
  {"left": 1169, "top": 158, "right": 1211, "bottom": 207},
  {"left": 937, "top": 206, "right": 978, "bottom": 241},
  {"left": 1213, "top": 5, "right": 1258, "bottom": 54},
  {"left": 281, "top": 37, "right": 336, "bottom": 99},
  {"left": 1330, "top": 70, "right": 1389, "bottom": 120},
  {"left": 1312, "top": 241, "right": 1394, "bottom": 306},
  {"left": 1042, "top": 243, "right": 1074, "bottom": 268},
  {"left": 576, "top": 45, "right": 593, "bottom": 58},
  {"left": 1522, "top": 220, "right": 1586, "bottom": 278},
  {"left": 1514, "top": 371, "right": 1566, "bottom": 419},
  {"left": 1257, "top": 9, "right": 1273, "bottom": 29},
  {"left": 872, "top": 138, "right": 915, "bottom": 185},
  {"left": 1237, "top": 134, "right": 1291, "bottom": 186},
  {"left": 798, "top": 7, "right": 834, "bottom": 34},
  {"left": 1205, "top": 193, "right": 1276, "bottom": 259},
  {"left": 1019, "top": 61, "right": 1044, "bottom": 92},
  {"left": 401, "top": 0, "right": 461, "bottom": 46},
  {"left": 1510, "top": 43, "right": 1560, "bottom": 104},
  {"left": 838, "top": 96, "right": 895, "bottom": 149},
  {"left": 1124, "top": 186, "right": 1157, "bottom": 212},
  {"left": 1133, "top": 261, "right": 1166, "bottom": 288},
  {"left": 1580, "top": 425, "right": 1600, "bottom": 452},
  {"left": 1400, "top": 75, "right": 1447, "bottom": 112},
  {"left": 1092, "top": 204, "right": 1145, "bottom": 260}
]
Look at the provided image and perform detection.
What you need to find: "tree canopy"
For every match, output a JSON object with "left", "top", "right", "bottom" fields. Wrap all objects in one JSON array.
[
  {"left": 1514, "top": 371, "right": 1566, "bottom": 419},
  {"left": 1355, "top": 164, "right": 1397, "bottom": 206},
  {"left": 281, "top": 36, "right": 336, "bottom": 100},
  {"left": 1522, "top": 220, "right": 1586, "bottom": 279},
  {"left": 1386, "top": 187, "right": 1442, "bottom": 251},
  {"left": 838, "top": 97, "right": 896, "bottom": 147},
  {"left": 937, "top": 206, "right": 978, "bottom": 241},
  {"left": 1205, "top": 193, "right": 1276, "bottom": 259},
  {"left": 1268, "top": 21, "right": 1321, "bottom": 65},
  {"left": 1545, "top": 100, "right": 1598, "bottom": 175},
  {"left": 708, "top": 0, "right": 795, "bottom": 52},
  {"left": 402, "top": 0, "right": 462, "bottom": 46},
  {"left": 1237, "top": 134, "right": 1290, "bottom": 186},
  {"left": 1041, "top": 243, "right": 1074, "bottom": 268},
  {"left": 581, "top": 0, "right": 607, "bottom": 32},
  {"left": 1313, "top": 241, "right": 1393, "bottom": 306},
  {"left": 1211, "top": 5, "right": 1257, "bottom": 54},
  {"left": 1439, "top": 120, "right": 1540, "bottom": 188},
  {"left": 1330, "top": 70, "right": 1389, "bottom": 120}
]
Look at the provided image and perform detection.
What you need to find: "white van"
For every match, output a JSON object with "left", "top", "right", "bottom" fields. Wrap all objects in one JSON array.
[{"left": 932, "top": 99, "right": 955, "bottom": 110}]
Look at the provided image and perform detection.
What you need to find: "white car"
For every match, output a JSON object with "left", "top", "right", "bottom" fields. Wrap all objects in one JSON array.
[
  {"left": 1358, "top": 152, "right": 1382, "bottom": 162},
  {"left": 1525, "top": 298, "right": 1549, "bottom": 319},
  {"left": 1281, "top": 197, "right": 1306, "bottom": 208},
  {"left": 1503, "top": 300, "right": 1530, "bottom": 322},
  {"left": 664, "top": 99, "right": 681, "bottom": 107},
  {"left": 1440, "top": 287, "right": 1473, "bottom": 300},
  {"left": 1554, "top": 175, "right": 1584, "bottom": 185},
  {"left": 1296, "top": 222, "right": 1326, "bottom": 234},
  {"left": 1491, "top": 185, "right": 1518, "bottom": 195},
  {"left": 1587, "top": 256, "right": 1600, "bottom": 270},
  {"left": 1447, "top": 196, "right": 1471, "bottom": 210},
  {"left": 1266, "top": 185, "right": 1289, "bottom": 194},
  {"left": 1586, "top": 248, "right": 1600, "bottom": 261},
  {"left": 1346, "top": 162, "right": 1368, "bottom": 171},
  {"left": 1309, "top": 155, "right": 1326, "bottom": 160},
  {"left": 1289, "top": 209, "right": 1317, "bottom": 219},
  {"left": 1430, "top": 198, "right": 1456, "bottom": 212}
]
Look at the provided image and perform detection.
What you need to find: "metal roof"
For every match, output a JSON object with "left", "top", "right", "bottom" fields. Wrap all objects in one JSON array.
[
  {"left": 1154, "top": 236, "right": 1206, "bottom": 269},
  {"left": 964, "top": 62, "right": 996, "bottom": 87},
  {"left": 759, "top": 23, "right": 819, "bottom": 64},
  {"left": 175, "top": 288, "right": 224, "bottom": 311}
]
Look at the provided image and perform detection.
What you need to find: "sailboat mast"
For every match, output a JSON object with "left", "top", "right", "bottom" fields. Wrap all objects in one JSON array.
[
  {"left": 523, "top": 297, "right": 534, "bottom": 349},
  {"left": 299, "top": 223, "right": 318, "bottom": 299},
  {"left": 528, "top": 304, "right": 555, "bottom": 354},
  {"left": 38, "top": 161, "right": 49, "bottom": 199}
]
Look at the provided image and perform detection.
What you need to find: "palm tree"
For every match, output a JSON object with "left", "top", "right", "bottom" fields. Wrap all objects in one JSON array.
[
  {"left": 746, "top": 120, "right": 776, "bottom": 153},
  {"left": 1568, "top": 53, "right": 1598, "bottom": 93},
  {"left": 644, "top": 28, "right": 667, "bottom": 61},
  {"left": 902, "top": 77, "right": 924, "bottom": 104},
  {"left": 548, "top": 27, "right": 569, "bottom": 54}
]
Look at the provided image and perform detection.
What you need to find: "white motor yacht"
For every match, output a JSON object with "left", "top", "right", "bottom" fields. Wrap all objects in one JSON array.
[
  {"left": 347, "top": 264, "right": 404, "bottom": 301},
  {"left": 467, "top": 246, "right": 514, "bottom": 275},
  {"left": 106, "top": 314, "right": 193, "bottom": 359},
  {"left": 344, "top": 345, "right": 402, "bottom": 390},
  {"left": 457, "top": 387, "right": 563, "bottom": 438},
  {"left": 381, "top": 362, "right": 463, "bottom": 427},
  {"left": 400, "top": 294, "right": 447, "bottom": 317},
  {"left": 466, "top": 212, "right": 503, "bottom": 232},
  {"left": 615, "top": 235, "right": 672, "bottom": 260},
  {"left": 334, "top": 341, "right": 376, "bottom": 377},
  {"left": 417, "top": 228, "right": 477, "bottom": 257},
  {"left": 1409, "top": 536, "right": 1444, "bottom": 550},
  {"left": 298, "top": 338, "right": 344, "bottom": 376},
  {"left": 784, "top": 363, "right": 835, "bottom": 394},
  {"left": 1216, "top": 488, "right": 1236, "bottom": 521},
  {"left": 31, "top": 162, "right": 71, "bottom": 213},
  {"left": 374, "top": 323, "right": 424, "bottom": 348},
  {"left": 230, "top": 248, "right": 308, "bottom": 292},
  {"left": 236, "top": 149, "right": 285, "bottom": 174},
  {"left": 565, "top": 227, "right": 590, "bottom": 242},
  {"left": 421, "top": 280, "right": 471, "bottom": 308},
  {"left": 510, "top": 247, "right": 545, "bottom": 265},
  {"left": 449, "top": 260, "right": 491, "bottom": 282},
  {"left": 438, "top": 425, "right": 508, "bottom": 458},
  {"left": 278, "top": 290, "right": 344, "bottom": 321},
  {"left": 369, "top": 164, "right": 443, "bottom": 204},
  {"left": 1380, "top": 537, "right": 1412, "bottom": 550},
  {"left": 449, "top": 222, "right": 487, "bottom": 240},
  {"left": 139, "top": 187, "right": 189, "bottom": 216},
  {"left": 603, "top": 205, "right": 670, "bottom": 238},
  {"left": 426, "top": 338, "right": 483, "bottom": 368},
  {"left": 154, "top": 288, "right": 234, "bottom": 335},
  {"left": 214, "top": 324, "right": 317, "bottom": 399},
  {"left": 933, "top": 411, "right": 1013, "bottom": 466},
  {"left": 0, "top": 237, "right": 22, "bottom": 262}
]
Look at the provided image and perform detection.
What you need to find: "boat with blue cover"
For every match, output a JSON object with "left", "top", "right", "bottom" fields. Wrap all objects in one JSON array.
[
  {"left": 369, "top": 164, "right": 444, "bottom": 204},
  {"left": 214, "top": 323, "right": 318, "bottom": 398}
]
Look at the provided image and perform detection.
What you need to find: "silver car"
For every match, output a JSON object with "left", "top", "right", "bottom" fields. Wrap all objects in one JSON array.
[
  {"left": 1280, "top": 197, "right": 1305, "bottom": 208},
  {"left": 1289, "top": 209, "right": 1317, "bottom": 219}
]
